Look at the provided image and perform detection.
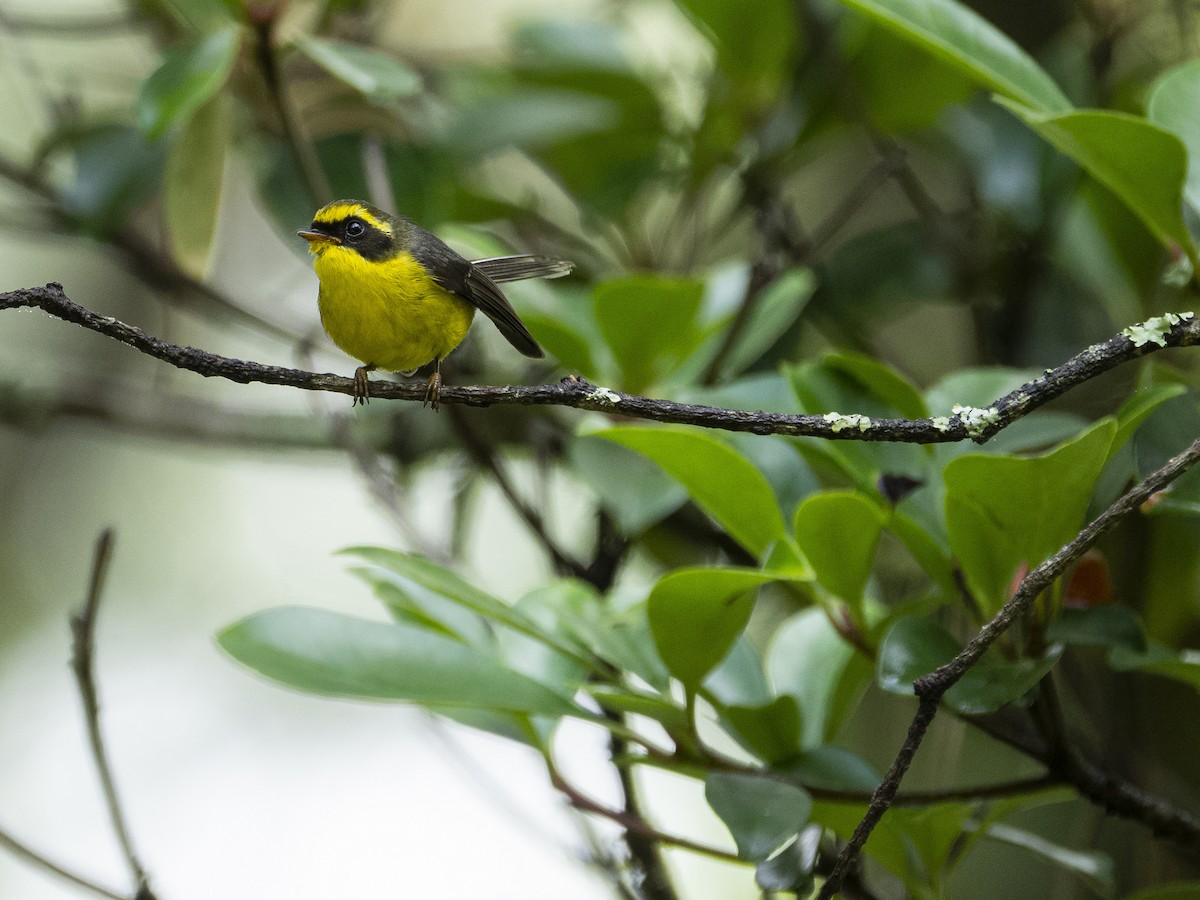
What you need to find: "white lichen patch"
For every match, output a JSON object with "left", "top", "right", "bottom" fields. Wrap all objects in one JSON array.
[
  {"left": 1122, "top": 311, "right": 1195, "bottom": 348},
  {"left": 952, "top": 404, "right": 999, "bottom": 440},
  {"left": 823, "top": 412, "right": 872, "bottom": 433},
  {"left": 585, "top": 386, "right": 623, "bottom": 405},
  {"left": 930, "top": 416, "right": 953, "bottom": 432}
]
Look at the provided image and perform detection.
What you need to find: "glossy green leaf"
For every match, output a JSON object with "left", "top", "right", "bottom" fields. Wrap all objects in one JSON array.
[
  {"left": 793, "top": 491, "right": 886, "bottom": 605},
  {"left": 593, "top": 277, "right": 704, "bottom": 391},
  {"left": 164, "top": 95, "right": 228, "bottom": 279},
  {"left": 294, "top": 35, "right": 421, "bottom": 102},
  {"left": 1148, "top": 59, "right": 1200, "bottom": 215},
  {"left": 1045, "top": 606, "right": 1147, "bottom": 653},
  {"left": 996, "top": 101, "right": 1194, "bottom": 260},
  {"left": 945, "top": 421, "right": 1115, "bottom": 613},
  {"left": 587, "top": 686, "right": 690, "bottom": 733},
  {"left": 782, "top": 746, "right": 880, "bottom": 793},
  {"left": 596, "top": 427, "right": 787, "bottom": 556},
  {"left": 768, "top": 608, "right": 872, "bottom": 748},
  {"left": 136, "top": 26, "right": 240, "bottom": 139},
  {"left": 219, "top": 606, "right": 577, "bottom": 715},
  {"left": 982, "top": 824, "right": 1115, "bottom": 898},
  {"left": 705, "top": 772, "right": 812, "bottom": 861},
  {"left": 878, "top": 616, "right": 1062, "bottom": 714},
  {"left": 834, "top": 0, "right": 1072, "bottom": 114},
  {"left": 717, "top": 696, "right": 803, "bottom": 764},
  {"left": 648, "top": 568, "right": 774, "bottom": 689}
]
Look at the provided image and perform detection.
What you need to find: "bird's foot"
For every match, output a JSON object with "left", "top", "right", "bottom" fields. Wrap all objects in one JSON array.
[
  {"left": 424, "top": 370, "right": 442, "bottom": 412},
  {"left": 352, "top": 366, "right": 372, "bottom": 406}
]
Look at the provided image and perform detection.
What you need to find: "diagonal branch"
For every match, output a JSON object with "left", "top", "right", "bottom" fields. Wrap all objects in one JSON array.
[
  {"left": 816, "top": 434, "right": 1200, "bottom": 898},
  {"left": 5, "top": 283, "right": 1200, "bottom": 445}
]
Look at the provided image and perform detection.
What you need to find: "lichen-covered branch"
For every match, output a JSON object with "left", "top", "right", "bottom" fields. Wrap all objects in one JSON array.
[{"left": 5, "top": 284, "right": 1199, "bottom": 444}]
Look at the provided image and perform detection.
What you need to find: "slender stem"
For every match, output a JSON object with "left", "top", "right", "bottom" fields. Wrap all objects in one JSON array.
[
  {"left": 70, "top": 530, "right": 155, "bottom": 899},
  {"left": 0, "top": 826, "right": 126, "bottom": 900},
  {"left": 253, "top": 19, "right": 332, "bottom": 206},
  {"left": 446, "top": 405, "right": 589, "bottom": 578}
]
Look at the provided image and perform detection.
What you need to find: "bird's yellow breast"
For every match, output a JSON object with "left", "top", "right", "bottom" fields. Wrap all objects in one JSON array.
[{"left": 314, "top": 245, "right": 476, "bottom": 373}]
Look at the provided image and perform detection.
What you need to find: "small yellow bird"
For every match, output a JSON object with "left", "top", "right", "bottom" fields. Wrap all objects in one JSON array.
[{"left": 298, "top": 199, "right": 572, "bottom": 408}]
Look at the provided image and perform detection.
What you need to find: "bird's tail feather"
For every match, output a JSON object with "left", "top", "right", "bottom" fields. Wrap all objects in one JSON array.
[{"left": 472, "top": 255, "right": 574, "bottom": 283}]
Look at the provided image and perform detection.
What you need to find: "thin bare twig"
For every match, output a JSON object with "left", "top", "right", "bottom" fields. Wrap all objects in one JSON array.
[
  {"left": 0, "top": 826, "right": 126, "bottom": 900},
  {"left": 5, "top": 283, "right": 1200, "bottom": 444},
  {"left": 817, "top": 435, "right": 1200, "bottom": 898},
  {"left": 70, "top": 530, "right": 156, "bottom": 900}
]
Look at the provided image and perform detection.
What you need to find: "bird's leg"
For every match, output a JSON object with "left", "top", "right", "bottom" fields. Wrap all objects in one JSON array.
[
  {"left": 353, "top": 364, "right": 376, "bottom": 406},
  {"left": 424, "top": 359, "right": 442, "bottom": 412}
]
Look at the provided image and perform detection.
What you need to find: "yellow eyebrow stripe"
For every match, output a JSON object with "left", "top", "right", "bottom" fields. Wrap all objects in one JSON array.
[{"left": 312, "top": 201, "right": 393, "bottom": 235}]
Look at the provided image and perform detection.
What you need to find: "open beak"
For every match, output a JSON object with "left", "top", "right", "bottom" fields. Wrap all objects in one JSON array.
[{"left": 297, "top": 229, "right": 341, "bottom": 245}]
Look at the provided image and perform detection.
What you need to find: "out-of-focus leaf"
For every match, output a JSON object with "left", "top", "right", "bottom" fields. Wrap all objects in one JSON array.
[
  {"left": 850, "top": 24, "right": 976, "bottom": 131},
  {"left": 793, "top": 491, "right": 886, "bottom": 605},
  {"left": 158, "top": 0, "right": 236, "bottom": 32},
  {"left": 596, "top": 427, "right": 787, "bottom": 557},
  {"left": 136, "top": 26, "right": 240, "bottom": 139},
  {"left": 945, "top": 421, "right": 1115, "bottom": 614},
  {"left": 996, "top": 101, "right": 1194, "bottom": 261},
  {"left": 521, "top": 313, "right": 596, "bottom": 377},
  {"left": 825, "top": 353, "right": 929, "bottom": 420},
  {"left": 1046, "top": 606, "right": 1147, "bottom": 653},
  {"left": 878, "top": 616, "right": 1062, "bottom": 714},
  {"left": 711, "top": 269, "right": 815, "bottom": 380},
  {"left": 587, "top": 685, "right": 690, "bottom": 733},
  {"left": 648, "top": 568, "right": 774, "bottom": 689},
  {"left": 1125, "top": 883, "right": 1200, "bottom": 900},
  {"left": 982, "top": 824, "right": 1116, "bottom": 898},
  {"left": 768, "top": 608, "right": 872, "bottom": 748},
  {"left": 1109, "top": 643, "right": 1200, "bottom": 693},
  {"left": 218, "top": 606, "right": 577, "bottom": 715},
  {"left": 832, "top": 0, "right": 1072, "bottom": 113},
  {"left": 566, "top": 599, "right": 671, "bottom": 692},
  {"left": 353, "top": 566, "right": 493, "bottom": 647},
  {"left": 59, "top": 125, "right": 167, "bottom": 232},
  {"left": 754, "top": 827, "right": 818, "bottom": 894},
  {"left": 1113, "top": 384, "right": 1188, "bottom": 453},
  {"left": 1148, "top": 59, "right": 1200, "bottom": 216},
  {"left": 568, "top": 435, "right": 687, "bottom": 535},
  {"left": 342, "top": 548, "right": 589, "bottom": 663},
  {"left": 164, "top": 95, "right": 229, "bottom": 278},
  {"left": 593, "top": 277, "right": 704, "bottom": 392},
  {"left": 782, "top": 746, "right": 880, "bottom": 792},
  {"left": 676, "top": 0, "right": 796, "bottom": 91},
  {"left": 705, "top": 772, "right": 812, "bottom": 861},
  {"left": 294, "top": 35, "right": 420, "bottom": 102},
  {"left": 705, "top": 637, "right": 772, "bottom": 707}
]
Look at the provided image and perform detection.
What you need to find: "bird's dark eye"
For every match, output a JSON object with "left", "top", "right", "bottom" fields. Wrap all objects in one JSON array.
[{"left": 345, "top": 220, "right": 366, "bottom": 239}]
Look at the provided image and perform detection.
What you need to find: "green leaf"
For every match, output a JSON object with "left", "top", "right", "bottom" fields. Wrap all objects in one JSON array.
[
  {"left": 768, "top": 608, "right": 872, "bottom": 748},
  {"left": 164, "top": 95, "right": 228, "bottom": 279},
  {"left": 648, "top": 568, "right": 775, "bottom": 689},
  {"left": 782, "top": 746, "right": 880, "bottom": 793},
  {"left": 793, "top": 492, "right": 886, "bottom": 605},
  {"left": 833, "top": 0, "right": 1072, "bottom": 115},
  {"left": 705, "top": 637, "right": 772, "bottom": 707},
  {"left": 353, "top": 567, "right": 493, "bottom": 647},
  {"left": 59, "top": 125, "right": 167, "bottom": 232},
  {"left": 1109, "top": 643, "right": 1200, "bottom": 693},
  {"left": 568, "top": 436, "right": 687, "bottom": 535},
  {"left": 218, "top": 606, "right": 577, "bottom": 715},
  {"left": 1113, "top": 384, "right": 1188, "bottom": 454},
  {"left": 520, "top": 312, "right": 597, "bottom": 377},
  {"left": 596, "top": 427, "right": 787, "bottom": 557},
  {"left": 712, "top": 269, "right": 815, "bottom": 380},
  {"left": 717, "top": 696, "right": 803, "bottom": 764},
  {"left": 587, "top": 685, "right": 690, "bottom": 733},
  {"left": 1125, "top": 883, "right": 1200, "bottom": 900},
  {"left": 945, "top": 420, "right": 1116, "bottom": 614},
  {"left": 136, "top": 26, "right": 240, "bottom": 139},
  {"left": 294, "top": 35, "right": 421, "bottom": 103},
  {"left": 705, "top": 772, "right": 812, "bottom": 861},
  {"left": 982, "top": 823, "right": 1115, "bottom": 898},
  {"left": 878, "top": 617, "right": 1062, "bottom": 714},
  {"left": 342, "top": 548, "right": 589, "bottom": 664},
  {"left": 1148, "top": 59, "right": 1200, "bottom": 216},
  {"left": 824, "top": 353, "right": 929, "bottom": 420},
  {"left": 996, "top": 101, "right": 1194, "bottom": 261},
  {"left": 1045, "top": 606, "right": 1147, "bottom": 653},
  {"left": 593, "top": 276, "right": 704, "bottom": 392}
]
